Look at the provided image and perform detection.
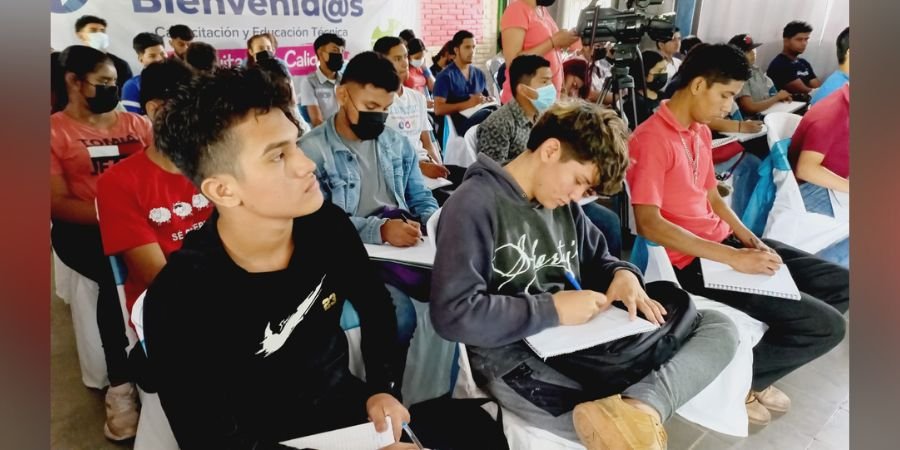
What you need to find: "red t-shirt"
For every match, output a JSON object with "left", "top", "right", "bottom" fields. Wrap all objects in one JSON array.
[
  {"left": 404, "top": 66, "right": 428, "bottom": 95},
  {"left": 96, "top": 151, "right": 213, "bottom": 313},
  {"left": 788, "top": 83, "right": 850, "bottom": 179},
  {"left": 627, "top": 101, "right": 731, "bottom": 269},
  {"left": 51, "top": 111, "right": 153, "bottom": 201}
]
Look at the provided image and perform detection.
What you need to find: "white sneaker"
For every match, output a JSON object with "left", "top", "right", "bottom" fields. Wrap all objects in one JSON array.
[{"left": 103, "top": 383, "right": 140, "bottom": 441}]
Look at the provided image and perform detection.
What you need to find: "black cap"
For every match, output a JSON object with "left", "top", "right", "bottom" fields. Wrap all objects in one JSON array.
[{"left": 728, "top": 34, "right": 762, "bottom": 52}]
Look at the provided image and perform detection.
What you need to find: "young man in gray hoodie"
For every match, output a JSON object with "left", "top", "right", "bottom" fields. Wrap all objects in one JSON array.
[{"left": 430, "top": 100, "right": 739, "bottom": 450}]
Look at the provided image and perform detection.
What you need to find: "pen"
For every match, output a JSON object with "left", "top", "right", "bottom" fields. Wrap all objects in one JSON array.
[
  {"left": 401, "top": 421, "right": 425, "bottom": 450},
  {"left": 400, "top": 216, "right": 425, "bottom": 242},
  {"left": 564, "top": 270, "right": 582, "bottom": 290}
]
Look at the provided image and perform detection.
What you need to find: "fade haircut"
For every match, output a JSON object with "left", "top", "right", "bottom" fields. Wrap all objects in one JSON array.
[
  {"left": 313, "top": 33, "right": 346, "bottom": 52},
  {"left": 526, "top": 100, "right": 630, "bottom": 195},
  {"left": 836, "top": 27, "right": 850, "bottom": 64},
  {"left": 508, "top": 54, "right": 550, "bottom": 92},
  {"left": 75, "top": 15, "right": 106, "bottom": 32},
  {"left": 132, "top": 32, "right": 164, "bottom": 56},
  {"left": 168, "top": 24, "right": 194, "bottom": 41},
  {"left": 670, "top": 43, "right": 750, "bottom": 91},
  {"left": 373, "top": 36, "right": 403, "bottom": 56},
  {"left": 339, "top": 51, "right": 401, "bottom": 93},
  {"left": 154, "top": 67, "right": 299, "bottom": 187},
  {"left": 783, "top": 21, "right": 813, "bottom": 38},
  {"left": 452, "top": 30, "right": 474, "bottom": 50}
]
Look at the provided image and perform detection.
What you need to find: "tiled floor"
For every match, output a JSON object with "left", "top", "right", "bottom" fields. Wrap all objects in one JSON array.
[{"left": 50, "top": 282, "right": 849, "bottom": 450}]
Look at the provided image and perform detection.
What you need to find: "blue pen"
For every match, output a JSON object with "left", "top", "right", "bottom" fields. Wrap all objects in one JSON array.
[
  {"left": 564, "top": 270, "right": 582, "bottom": 290},
  {"left": 401, "top": 421, "right": 425, "bottom": 450}
]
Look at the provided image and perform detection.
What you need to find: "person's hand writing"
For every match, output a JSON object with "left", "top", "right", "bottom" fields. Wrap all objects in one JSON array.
[
  {"left": 605, "top": 270, "right": 667, "bottom": 325},
  {"left": 740, "top": 120, "right": 764, "bottom": 133},
  {"left": 774, "top": 90, "right": 792, "bottom": 102},
  {"left": 727, "top": 248, "right": 783, "bottom": 275},
  {"left": 552, "top": 290, "right": 609, "bottom": 325},
  {"left": 381, "top": 219, "right": 422, "bottom": 247},
  {"left": 367, "top": 393, "right": 410, "bottom": 443},
  {"left": 419, "top": 161, "right": 450, "bottom": 179}
]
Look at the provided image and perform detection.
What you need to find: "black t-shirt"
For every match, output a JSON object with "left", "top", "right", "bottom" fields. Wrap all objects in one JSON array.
[
  {"left": 107, "top": 52, "right": 134, "bottom": 91},
  {"left": 766, "top": 53, "right": 817, "bottom": 91},
  {"left": 144, "top": 203, "right": 402, "bottom": 449}
]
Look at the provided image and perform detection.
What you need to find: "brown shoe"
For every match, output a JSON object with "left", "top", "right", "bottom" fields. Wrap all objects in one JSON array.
[
  {"left": 753, "top": 385, "right": 791, "bottom": 413},
  {"left": 746, "top": 393, "right": 772, "bottom": 426},
  {"left": 573, "top": 395, "right": 667, "bottom": 450}
]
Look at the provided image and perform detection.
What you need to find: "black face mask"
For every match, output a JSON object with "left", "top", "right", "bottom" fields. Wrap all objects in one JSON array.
[
  {"left": 255, "top": 50, "right": 272, "bottom": 62},
  {"left": 536, "top": 0, "right": 556, "bottom": 6},
  {"left": 85, "top": 84, "right": 119, "bottom": 114},
  {"left": 346, "top": 95, "right": 387, "bottom": 140},
  {"left": 325, "top": 52, "right": 344, "bottom": 73},
  {"left": 646, "top": 73, "right": 668, "bottom": 93}
]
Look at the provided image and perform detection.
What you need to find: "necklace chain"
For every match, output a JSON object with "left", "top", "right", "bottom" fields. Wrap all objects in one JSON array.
[{"left": 679, "top": 133, "right": 699, "bottom": 184}]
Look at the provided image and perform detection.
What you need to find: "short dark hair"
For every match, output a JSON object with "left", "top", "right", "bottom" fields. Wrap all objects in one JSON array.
[
  {"left": 452, "top": 30, "right": 475, "bottom": 50},
  {"left": 509, "top": 55, "right": 550, "bottom": 92},
  {"left": 373, "top": 36, "right": 403, "bottom": 56},
  {"left": 75, "top": 15, "right": 106, "bottom": 32},
  {"left": 313, "top": 33, "right": 346, "bottom": 52},
  {"left": 132, "top": 32, "right": 164, "bottom": 55},
  {"left": 54, "top": 45, "right": 112, "bottom": 110},
  {"left": 399, "top": 29, "right": 416, "bottom": 43},
  {"left": 407, "top": 38, "right": 426, "bottom": 56},
  {"left": 783, "top": 21, "right": 813, "bottom": 38},
  {"left": 630, "top": 51, "right": 665, "bottom": 92},
  {"left": 433, "top": 40, "right": 454, "bottom": 65},
  {"left": 185, "top": 42, "right": 218, "bottom": 73},
  {"left": 155, "top": 67, "right": 298, "bottom": 187},
  {"left": 526, "top": 100, "right": 630, "bottom": 195},
  {"left": 339, "top": 51, "right": 401, "bottom": 93},
  {"left": 168, "top": 24, "right": 194, "bottom": 41},
  {"left": 139, "top": 58, "right": 193, "bottom": 109},
  {"left": 670, "top": 43, "right": 751, "bottom": 91},
  {"left": 680, "top": 35, "right": 703, "bottom": 55},
  {"left": 562, "top": 58, "right": 589, "bottom": 99},
  {"left": 836, "top": 27, "right": 850, "bottom": 64}
]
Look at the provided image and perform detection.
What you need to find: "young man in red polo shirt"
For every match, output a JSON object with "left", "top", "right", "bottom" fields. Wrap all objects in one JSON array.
[{"left": 628, "top": 44, "right": 849, "bottom": 427}]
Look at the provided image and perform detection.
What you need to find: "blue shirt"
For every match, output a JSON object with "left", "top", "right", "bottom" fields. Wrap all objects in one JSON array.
[
  {"left": 121, "top": 75, "right": 143, "bottom": 114},
  {"left": 433, "top": 62, "right": 489, "bottom": 104},
  {"left": 809, "top": 70, "right": 849, "bottom": 106}
]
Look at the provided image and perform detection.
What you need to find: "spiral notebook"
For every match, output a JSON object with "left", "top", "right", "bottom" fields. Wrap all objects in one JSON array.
[
  {"left": 525, "top": 307, "right": 659, "bottom": 359},
  {"left": 700, "top": 259, "right": 801, "bottom": 300}
]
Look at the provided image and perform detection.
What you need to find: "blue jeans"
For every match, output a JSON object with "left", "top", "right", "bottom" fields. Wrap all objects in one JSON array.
[
  {"left": 581, "top": 202, "right": 622, "bottom": 258},
  {"left": 715, "top": 152, "right": 761, "bottom": 219},
  {"left": 799, "top": 182, "right": 849, "bottom": 267}
]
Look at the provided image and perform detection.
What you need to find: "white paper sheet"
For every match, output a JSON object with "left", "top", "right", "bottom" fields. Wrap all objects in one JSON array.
[
  {"left": 700, "top": 258, "right": 801, "bottom": 300},
  {"left": 282, "top": 416, "right": 395, "bottom": 450},
  {"left": 364, "top": 238, "right": 436, "bottom": 268},
  {"left": 525, "top": 307, "right": 658, "bottom": 359}
]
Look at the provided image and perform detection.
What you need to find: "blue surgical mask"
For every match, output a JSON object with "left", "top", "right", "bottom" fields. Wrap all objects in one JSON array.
[
  {"left": 86, "top": 32, "right": 110, "bottom": 51},
  {"left": 529, "top": 84, "right": 557, "bottom": 113}
]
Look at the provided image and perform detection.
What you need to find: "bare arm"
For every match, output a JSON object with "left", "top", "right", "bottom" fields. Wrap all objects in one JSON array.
[
  {"left": 708, "top": 118, "right": 763, "bottom": 133},
  {"left": 634, "top": 204, "right": 737, "bottom": 265},
  {"left": 783, "top": 78, "right": 813, "bottom": 94},
  {"left": 796, "top": 150, "right": 849, "bottom": 192},
  {"left": 433, "top": 96, "right": 479, "bottom": 116},
  {"left": 737, "top": 90, "right": 791, "bottom": 114},
  {"left": 809, "top": 77, "right": 822, "bottom": 88},
  {"left": 50, "top": 175, "right": 97, "bottom": 224},
  {"left": 306, "top": 104, "right": 324, "bottom": 127},
  {"left": 121, "top": 242, "right": 168, "bottom": 290},
  {"left": 419, "top": 131, "right": 441, "bottom": 163},
  {"left": 707, "top": 187, "right": 753, "bottom": 238}
]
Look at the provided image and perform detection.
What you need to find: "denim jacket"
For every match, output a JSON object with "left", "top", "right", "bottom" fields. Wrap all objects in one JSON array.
[{"left": 299, "top": 115, "right": 438, "bottom": 244}]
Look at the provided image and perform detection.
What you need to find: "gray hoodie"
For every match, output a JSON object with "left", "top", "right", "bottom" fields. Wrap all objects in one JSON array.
[{"left": 430, "top": 154, "right": 643, "bottom": 380}]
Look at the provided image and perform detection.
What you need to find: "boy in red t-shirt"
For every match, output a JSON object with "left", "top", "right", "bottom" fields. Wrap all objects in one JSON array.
[
  {"left": 97, "top": 59, "right": 213, "bottom": 318},
  {"left": 627, "top": 44, "right": 849, "bottom": 427}
]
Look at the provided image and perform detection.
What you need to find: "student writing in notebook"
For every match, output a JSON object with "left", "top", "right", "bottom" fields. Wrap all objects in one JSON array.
[
  {"left": 628, "top": 44, "right": 849, "bottom": 426},
  {"left": 430, "top": 101, "right": 739, "bottom": 450},
  {"left": 142, "top": 66, "right": 413, "bottom": 449}
]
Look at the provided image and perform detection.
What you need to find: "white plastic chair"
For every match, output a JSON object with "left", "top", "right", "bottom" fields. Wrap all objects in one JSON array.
[{"left": 442, "top": 116, "right": 476, "bottom": 168}]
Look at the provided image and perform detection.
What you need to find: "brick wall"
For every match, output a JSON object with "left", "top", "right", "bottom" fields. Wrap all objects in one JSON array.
[{"left": 420, "top": 0, "right": 500, "bottom": 70}]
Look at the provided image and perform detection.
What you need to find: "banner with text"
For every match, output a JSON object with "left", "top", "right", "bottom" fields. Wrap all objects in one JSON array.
[{"left": 51, "top": 0, "right": 421, "bottom": 77}]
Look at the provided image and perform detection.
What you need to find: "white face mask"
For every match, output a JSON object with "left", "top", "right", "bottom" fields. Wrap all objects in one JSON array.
[
  {"left": 86, "top": 32, "right": 110, "bottom": 51},
  {"left": 410, "top": 58, "right": 425, "bottom": 68}
]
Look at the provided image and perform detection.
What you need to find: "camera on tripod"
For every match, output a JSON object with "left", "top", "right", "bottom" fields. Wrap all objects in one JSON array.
[{"left": 576, "top": 0, "right": 676, "bottom": 65}]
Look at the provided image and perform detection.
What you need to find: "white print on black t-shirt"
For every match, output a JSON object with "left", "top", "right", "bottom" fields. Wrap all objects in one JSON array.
[
  {"left": 149, "top": 195, "right": 212, "bottom": 226},
  {"left": 170, "top": 221, "right": 206, "bottom": 242},
  {"left": 493, "top": 235, "right": 578, "bottom": 293},
  {"left": 256, "top": 275, "right": 326, "bottom": 358}
]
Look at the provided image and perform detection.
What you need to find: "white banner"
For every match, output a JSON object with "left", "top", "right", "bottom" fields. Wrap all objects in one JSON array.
[{"left": 51, "top": 0, "right": 421, "bottom": 77}]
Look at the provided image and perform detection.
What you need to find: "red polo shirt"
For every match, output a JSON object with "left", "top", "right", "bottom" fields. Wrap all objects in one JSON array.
[
  {"left": 788, "top": 83, "right": 850, "bottom": 179},
  {"left": 627, "top": 101, "right": 732, "bottom": 269}
]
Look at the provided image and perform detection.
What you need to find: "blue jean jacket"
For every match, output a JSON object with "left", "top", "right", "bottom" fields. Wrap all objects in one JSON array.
[{"left": 299, "top": 115, "right": 438, "bottom": 244}]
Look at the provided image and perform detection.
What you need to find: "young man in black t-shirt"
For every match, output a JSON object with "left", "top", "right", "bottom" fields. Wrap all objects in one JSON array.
[
  {"left": 767, "top": 21, "right": 822, "bottom": 94},
  {"left": 144, "top": 66, "right": 418, "bottom": 450}
]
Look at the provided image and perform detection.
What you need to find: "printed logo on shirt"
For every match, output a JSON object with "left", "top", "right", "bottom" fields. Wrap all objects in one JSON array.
[
  {"left": 321, "top": 293, "right": 337, "bottom": 311},
  {"left": 257, "top": 276, "right": 328, "bottom": 358},
  {"left": 492, "top": 235, "right": 578, "bottom": 294},
  {"left": 84, "top": 135, "right": 144, "bottom": 175}
]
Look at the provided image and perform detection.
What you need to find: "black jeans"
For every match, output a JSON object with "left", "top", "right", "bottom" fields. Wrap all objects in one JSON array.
[
  {"left": 52, "top": 220, "right": 130, "bottom": 385},
  {"left": 674, "top": 237, "right": 848, "bottom": 390},
  {"left": 450, "top": 107, "right": 494, "bottom": 137}
]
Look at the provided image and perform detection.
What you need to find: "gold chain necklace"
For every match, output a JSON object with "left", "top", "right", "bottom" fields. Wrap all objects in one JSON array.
[{"left": 679, "top": 133, "right": 699, "bottom": 184}]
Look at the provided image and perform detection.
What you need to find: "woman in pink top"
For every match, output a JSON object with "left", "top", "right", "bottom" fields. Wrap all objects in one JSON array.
[{"left": 500, "top": 0, "right": 581, "bottom": 104}]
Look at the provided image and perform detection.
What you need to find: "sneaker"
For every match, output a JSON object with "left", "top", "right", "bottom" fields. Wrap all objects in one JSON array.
[
  {"left": 752, "top": 385, "right": 791, "bottom": 413},
  {"left": 746, "top": 392, "right": 772, "bottom": 426},
  {"left": 103, "top": 383, "right": 140, "bottom": 441},
  {"left": 573, "top": 394, "right": 667, "bottom": 450}
]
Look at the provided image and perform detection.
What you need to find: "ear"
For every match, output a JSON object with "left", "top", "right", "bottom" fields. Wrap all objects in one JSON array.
[
  {"left": 145, "top": 99, "right": 162, "bottom": 122},
  {"left": 335, "top": 84, "right": 348, "bottom": 104},
  {"left": 689, "top": 76, "right": 706, "bottom": 96},
  {"left": 65, "top": 72, "right": 82, "bottom": 89},
  {"left": 200, "top": 176, "right": 241, "bottom": 209},
  {"left": 537, "top": 138, "right": 563, "bottom": 163}
]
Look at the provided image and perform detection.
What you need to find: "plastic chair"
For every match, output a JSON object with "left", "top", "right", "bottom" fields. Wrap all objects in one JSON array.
[{"left": 442, "top": 116, "right": 476, "bottom": 168}]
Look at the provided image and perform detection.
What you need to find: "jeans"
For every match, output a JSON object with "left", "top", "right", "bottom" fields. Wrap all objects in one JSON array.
[
  {"left": 715, "top": 152, "right": 762, "bottom": 220},
  {"left": 451, "top": 107, "right": 494, "bottom": 137},
  {"left": 482, "top": 309, "right": 738, "bottom": 441},
  {"left": 674, "top": 237, "right": 848, "bottom": 390},
  {"left": 581, "top": 202, "right": 623, "bottom": 258},
  {"left": 800, "top": 182, "right": 849, "bottom": 267},
  {"left": 51, "top": 220, "right": 130, "bottom": 385}
]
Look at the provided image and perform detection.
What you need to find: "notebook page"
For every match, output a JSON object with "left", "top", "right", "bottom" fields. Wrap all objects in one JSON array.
[
  {"left": 525, "top": 307, "right": 658, "bottom": 359},
  {"left": 282, "top": 416, "right": 395, "bottom": 450},
  {"left": 364, "top": 238, "right": 436, "bottom": 268},
  {"left": 700, "top": 258, "right": 801, "bottom": 300}
]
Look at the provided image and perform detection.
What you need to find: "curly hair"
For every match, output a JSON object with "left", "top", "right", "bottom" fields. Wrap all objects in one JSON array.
[
  {"left": 526, "top": 100, "right": 630, "bottom": 195},
  {"left": 154, "top": 66, "right": 299, "bottom": 187}
]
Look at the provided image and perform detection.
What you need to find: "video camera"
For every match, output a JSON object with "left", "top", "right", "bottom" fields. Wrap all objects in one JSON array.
[{"left": 576, "top": 0, "right": 676, "bottom": 64}]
